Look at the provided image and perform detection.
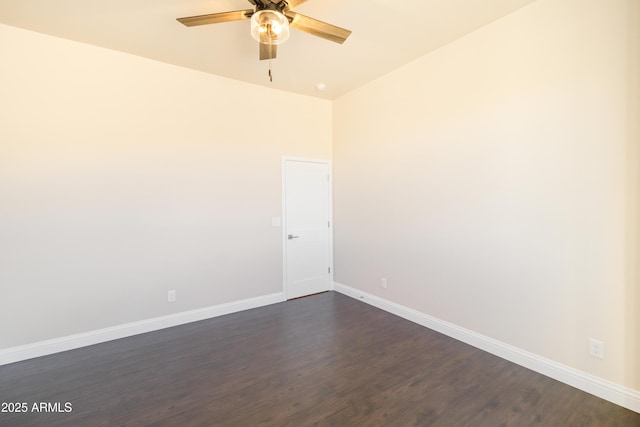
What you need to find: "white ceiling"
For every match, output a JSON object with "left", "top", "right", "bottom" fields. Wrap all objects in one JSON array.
[{"left": 0, "top": 0, "right": 536, "bottom": 99}]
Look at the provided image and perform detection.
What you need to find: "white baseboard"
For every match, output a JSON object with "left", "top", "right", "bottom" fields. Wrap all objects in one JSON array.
[
  {"left": 0, "top": 292, "right": 286, "bottom": 366},
  {"left": 333, "top": 282, "right": 640, "bottom": 414}
]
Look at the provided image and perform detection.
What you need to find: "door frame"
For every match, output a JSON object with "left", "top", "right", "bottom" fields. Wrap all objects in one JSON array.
[{"left": 281, "top": 157, "right": 334, "bottom": 299}]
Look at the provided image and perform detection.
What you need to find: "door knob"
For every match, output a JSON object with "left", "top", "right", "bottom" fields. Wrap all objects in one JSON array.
[{"left": 288, "top": 234, "right": 299, "bottom": 240}]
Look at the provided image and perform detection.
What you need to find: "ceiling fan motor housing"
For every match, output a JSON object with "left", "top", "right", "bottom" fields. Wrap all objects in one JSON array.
[{"left": 250, "top": 0, "right": 289, "bottom": 13}]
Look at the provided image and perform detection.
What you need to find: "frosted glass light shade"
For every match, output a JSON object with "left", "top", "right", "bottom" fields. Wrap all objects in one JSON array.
[{"left": 250, "top": 10, "right": 290, "bottom": 45}]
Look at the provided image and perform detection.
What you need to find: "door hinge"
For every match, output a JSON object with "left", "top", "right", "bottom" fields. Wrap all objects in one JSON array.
[
  {"left": 328, "top": 267, "right": 331, "bottom": 274},
  {"left": 328, "top": 221, "right": 330, "bottom": 228}
]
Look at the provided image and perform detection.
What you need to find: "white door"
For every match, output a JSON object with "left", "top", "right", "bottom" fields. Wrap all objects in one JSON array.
[{"left": 283, "top": 160, "right": 332, "bottom": 299}]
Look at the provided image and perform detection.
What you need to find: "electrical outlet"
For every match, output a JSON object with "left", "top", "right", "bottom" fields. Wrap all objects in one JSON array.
[
  {"left": 589, "top": 338, "right": 604, "bottom": 359},
  {"left": 381, "top": 278, "right": 387, "bottom": 289},
  {"left": 168, "top": 290, "right": 176, "bottom": 303}
]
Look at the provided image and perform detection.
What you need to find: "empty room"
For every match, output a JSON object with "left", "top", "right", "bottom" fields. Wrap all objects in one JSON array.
[{"left": 1, "top": 0, "right": 639, "bottom": 425}]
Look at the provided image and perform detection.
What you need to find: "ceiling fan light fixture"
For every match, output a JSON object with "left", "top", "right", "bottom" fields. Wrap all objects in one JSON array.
[{"left": 250, "top": 10, "right": 290, "bottom": 44}]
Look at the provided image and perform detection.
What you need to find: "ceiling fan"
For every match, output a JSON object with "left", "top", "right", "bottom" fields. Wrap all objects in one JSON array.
[{"left": 177, "top": 0, "right": 352, "bottom": 61}]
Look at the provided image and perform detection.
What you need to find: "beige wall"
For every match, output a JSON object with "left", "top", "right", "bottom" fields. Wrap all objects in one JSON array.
[
  {"left": 333, "top": 0, "right": 639, "bottom": 390},
  {"left": 625, "top": 0, "right": 640, "bottom": 392},
  {"left": 0, "top": 24, "right": 331, "bottom": 349}
]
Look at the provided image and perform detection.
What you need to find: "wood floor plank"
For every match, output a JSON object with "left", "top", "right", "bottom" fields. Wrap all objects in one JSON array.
[{"left": 0, "top": 292, "right": 638, "bottom": 426}]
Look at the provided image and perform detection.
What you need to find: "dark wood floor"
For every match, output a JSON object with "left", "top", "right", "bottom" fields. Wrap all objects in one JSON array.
[{"left": 1, "top": 292, "right": 638, "bottom": 426}]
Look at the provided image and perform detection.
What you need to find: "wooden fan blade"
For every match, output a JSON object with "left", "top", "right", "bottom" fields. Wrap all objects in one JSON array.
[
  {"left": 286, "top": 0, "right": 308, "bottom": 10},
  {"left": 177, "top": 9, "right": 253, "bottom": 27},
  {"left": 285, "top": 11, "right": 351, "bottom": 44}
]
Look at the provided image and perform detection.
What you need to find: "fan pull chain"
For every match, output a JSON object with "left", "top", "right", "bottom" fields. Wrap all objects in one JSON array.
[{"left": 269, "top": 49, "right": 273, "bottom": 83}]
